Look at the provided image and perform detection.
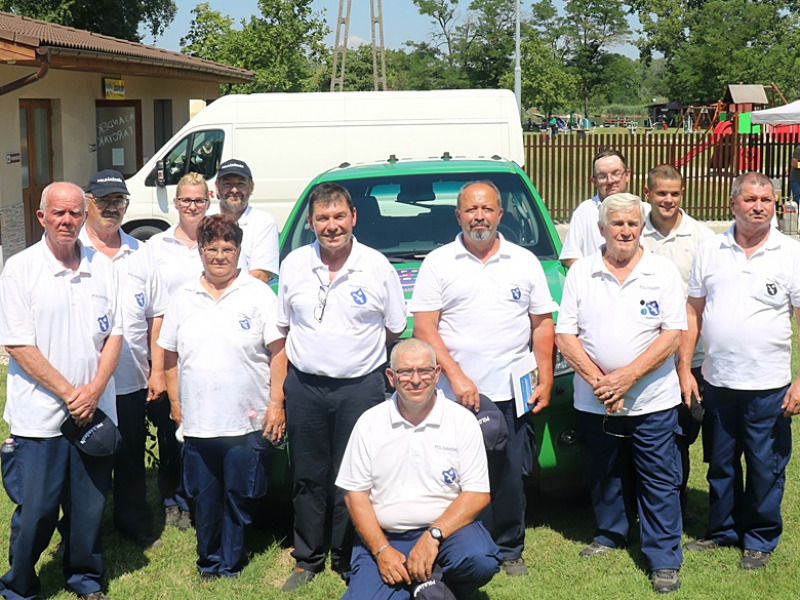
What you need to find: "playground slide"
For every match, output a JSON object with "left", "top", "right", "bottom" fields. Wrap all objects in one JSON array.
[{"left": 674, "top": 121, "right": 731, "bottom": 168}]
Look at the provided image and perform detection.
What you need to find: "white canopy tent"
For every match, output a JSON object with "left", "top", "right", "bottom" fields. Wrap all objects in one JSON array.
[{"left": 750, "top": 100, "right": 800, "bottom": 124}]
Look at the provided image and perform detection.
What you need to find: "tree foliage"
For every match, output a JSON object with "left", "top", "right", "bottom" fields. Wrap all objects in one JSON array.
[
  {"left": 181, "top": 0, "right": 328, "bottom": 94},
  {"left": 0, "top": 0, "right": 176, "bottom": 42}
]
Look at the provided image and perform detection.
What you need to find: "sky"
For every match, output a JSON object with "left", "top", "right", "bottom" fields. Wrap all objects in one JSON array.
[{"left": 158, "top": 0, "right": 433, "bottom": 52}]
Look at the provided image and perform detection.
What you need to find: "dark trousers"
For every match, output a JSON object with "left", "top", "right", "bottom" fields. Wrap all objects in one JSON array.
[
  {"left": 478, "top": 400, "right": 533, "bottom": 561},
  {"left": 0, "top": 436, "right": 112, "bottom": 600},
  {"left": 183, "top": 432, "right": 271, "bottom": 576},
  {"left": 147, "top": 398, "right": 189, "bottom": 512},
  {"left": 676, "top": 367, "right": 705, "bottom": 517},
  {"left": 284, "top": 364, "right": 386, "bottom": 572},
  {"left": 343, "top": 522, "right": 501, "bottom": 600},
  {"left": 702, "top": 384, "right": 792, "bottom": 553},
  {"left": 579, "top": 408, "right": 683, "bottom": 571},
  {"left": 113, "top": 390, "right": 155, "bottom": 536}
]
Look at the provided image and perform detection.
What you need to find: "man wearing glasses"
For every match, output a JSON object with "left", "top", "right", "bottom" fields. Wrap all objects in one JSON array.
[
  {"left": 274, "top": 183, "right": 406, "bottom": 591},
  {"left": 81, "top": 170, "right": 167, "bottom": 549},
  {"left": 555, "top": 193, "right": 686, "bottom": 594},
  {"left": 560, "top": 150, "right": 641, "bottom": 269},
  {"left": 411, "top": 181, "right": 557, "bottom": 577},
  {"left": 214, "top": 159, "right": 278, "bottom": 282},
  {"left": 336, "top": 338, "right": 501, "bottom": 600}
]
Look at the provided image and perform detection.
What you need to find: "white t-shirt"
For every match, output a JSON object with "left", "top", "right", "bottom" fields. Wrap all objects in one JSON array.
[
  {"left": 688, "top": 226, "right": 800, "bottom": 389},
  {"left": 641, "top": 210, "right": 715, "bottom": 368},
  {"left": 336, "top": 390, "right": 489, "bottom": 532},
  {"left": 80, "top": 229, "right": 167, "bottom": 394},
  {"left": 556, "top": 247, "right": 686, "bottom": 415},
  {"left": 560, "top": 196, "right": 651, "bottom": 262},
  {"left": 157, "top": 273, "right": 284, "bottom": 438},
  {"left": 147, "top": 225, "right": 203, "bottom": 299},
  {"left": 0, "top": 240, "right": 122, "bottom": 436},
  {"left": 210, "top": 204, "right": 280, "bottom": 276},
  {"left": 410, "top": 234, "right": 557, "bottom": 402},
  {"left": 277, "top": 239, "right": 407, "bottom": 378}
]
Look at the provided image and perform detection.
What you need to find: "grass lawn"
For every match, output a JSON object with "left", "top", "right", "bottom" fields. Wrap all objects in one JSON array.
[{"left": 0, "top": 364, "right": 800, "bottom": 600}]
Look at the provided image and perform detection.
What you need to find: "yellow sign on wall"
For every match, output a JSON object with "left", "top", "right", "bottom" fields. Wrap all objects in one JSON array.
[{"left": 103, "top": 78, "right": 126, "bottom": 100}]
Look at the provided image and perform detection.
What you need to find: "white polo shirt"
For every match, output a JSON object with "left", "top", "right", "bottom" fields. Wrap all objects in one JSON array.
[
  {"left": 641, "top": 210, "right": 715, "bottom": 368},
  {"left": 0, "top": 240, "right": 122, "bottom": 436},
  {"left": 277, "top": 239, "right": 407, "bottom": 378},
  {"left": 336, "top": 390, "right": 489, "bottom": 532},
  {"left": 157, "top": 273, "right": 283, "bottom": 438},
  {"left": 688, "top": 226, "right": 800, "bottom": 389},
  {"left": 560, "top": 196, "right": 651, "bottom": 261},
  {"left": 210, "top": 204, "right": 280, "bottom": 276},
  {"left": 556, "top": 248, "right": 686, "bottom": 415},
  {"left": 147, "top": 225, "right": 203, "bottom": 298},
  {"left": 410, "top": 234, "right": 557, "bottom": 402},
  {"left": 80, "top": 229, "right": 167, "bottom": 395}
]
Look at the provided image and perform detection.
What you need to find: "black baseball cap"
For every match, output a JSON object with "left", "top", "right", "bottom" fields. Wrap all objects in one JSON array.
[
  {"left": 60, "top": 408, "right": 122, "bottom": 458},
  {"left": 475, "top": 394, "right": 509, "bottom": 452},
  {"left": 84, "top": 169, "right": 129, "bottom": 197},
  {"left": 217, "top": 159, "right": 252, "bottom": 179}
]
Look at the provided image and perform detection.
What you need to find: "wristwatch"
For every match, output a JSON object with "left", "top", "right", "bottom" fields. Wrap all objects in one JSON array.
[{"left": 427, "top": 526, "right": 443, "bottom": 542}]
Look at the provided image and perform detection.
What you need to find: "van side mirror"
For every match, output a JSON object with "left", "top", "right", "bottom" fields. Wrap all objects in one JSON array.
[{"left": 156, "top": 160, "right": 166, "bottom": 187}]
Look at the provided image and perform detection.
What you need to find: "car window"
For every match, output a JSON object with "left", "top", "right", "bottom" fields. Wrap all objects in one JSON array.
[{"left": 281, "top": 171, "right": 557, "bottom": 262}]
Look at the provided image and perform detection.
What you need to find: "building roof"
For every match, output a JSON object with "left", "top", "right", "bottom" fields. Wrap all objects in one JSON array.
[
  {"left": 0, "top": 11, "right": 253, "bottom": 84},
  {"left": 724, "top": 84, "right": 768, "bottom": 106}
]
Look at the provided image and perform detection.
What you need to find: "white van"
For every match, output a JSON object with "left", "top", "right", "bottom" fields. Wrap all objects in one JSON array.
[{"left": 121, "top": 89, "right": 524, "bottom": 239}]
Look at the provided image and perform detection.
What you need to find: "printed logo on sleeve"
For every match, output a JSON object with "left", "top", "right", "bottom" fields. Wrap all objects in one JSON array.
[
  {"left": 351, "top": 288, "right": 367, "bottom": 305},
  {"left": 135, "top": 293, "right": 145, "bottom": 307},
  {"left": 97, "top": 315, "right": 110, "bottom": 332},
  {"left": 441, "top": 467, "right": 457, "bottom": 484},
  {"left": 640, "top": 299, "right": 660, "bottom": 317},
  {"left": 239, "top": 318, "right": 251, "bottom": 330},
  {"left": 766, "top": 283, "right": 777, "bottom": 296},
  {"left": 511, "top": 287, "right": 522, "bottom": 300}
]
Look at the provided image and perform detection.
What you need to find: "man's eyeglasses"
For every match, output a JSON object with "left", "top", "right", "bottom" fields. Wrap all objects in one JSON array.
[
  {"left": 314, "top": 284, "right": 331, "bottom": 322},
  {"left": 92, "top": 195, "right": 128, "bottom": 210},
  {"left": 177, "top": 197, "right": 208, "bottom": 207},
  {"left": 594, "top": 170, "right": 626, "bottom": 183},
  {"left": 602, "top": 414, "right": 631, "bottom": 438},
  {"left": 393, "top": 367, "right": 437, "bottom": 382},
  {"left": 201, "top": 245, "right": 237, "bottom": 257}
]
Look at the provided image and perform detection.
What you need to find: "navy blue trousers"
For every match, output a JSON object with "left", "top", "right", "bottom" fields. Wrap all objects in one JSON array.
[
  {"left": 284, "top": 365, "right": 386, "bottom": 572},
  {"left": 0, "top": 435, "right": 112, "bottom": 600},
  {"left": 342, "top": 522, "right": 501, "bottom": 600},
  {"left": 113, "top": 390, "right": 155, "bottom": 536},
  {"left": 702, "top": 384, "right": 792, "bottom": 552},
  {"left": 579, "top": 407, "right": 683, "bottom": 571},
  {"left": 147, "top": 397, "right": 189, "bottom": 512},
  {"left": 182, "top": 432, "right": 271, "bottom": 576},
  {"left": 478, "top": 399, "right": 533, "bottom": 561}
]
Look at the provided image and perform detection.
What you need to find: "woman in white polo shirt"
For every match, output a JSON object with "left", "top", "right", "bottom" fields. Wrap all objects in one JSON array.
[{"left": 158, "top": 215, "right": 287, "bottom": 580}]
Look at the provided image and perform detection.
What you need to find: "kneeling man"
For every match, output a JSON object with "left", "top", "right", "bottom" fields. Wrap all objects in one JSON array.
[{"left": 336, "top": 339, "right": 501, "bottom": 599}]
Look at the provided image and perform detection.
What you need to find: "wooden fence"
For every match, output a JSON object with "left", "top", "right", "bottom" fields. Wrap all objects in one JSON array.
[{"left": 523, "top": 131, "right": 800, "bottom": 222}]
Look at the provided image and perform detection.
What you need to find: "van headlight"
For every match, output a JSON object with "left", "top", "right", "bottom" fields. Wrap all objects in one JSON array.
[{"left": 554, "top": 349, "right": 573, "bottom": 377}]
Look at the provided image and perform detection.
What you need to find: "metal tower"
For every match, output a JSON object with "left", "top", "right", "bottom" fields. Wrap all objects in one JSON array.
[{"left": 330, "top": 0, "right": 387, "bottom": 92}]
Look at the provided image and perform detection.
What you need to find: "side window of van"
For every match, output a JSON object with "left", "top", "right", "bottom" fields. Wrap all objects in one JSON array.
[
  {"left": 162, "top": 137, "right": 189, "bottom": 185},
  {"left": 145, "top": 130, "right": 225, "bottom": 186}
]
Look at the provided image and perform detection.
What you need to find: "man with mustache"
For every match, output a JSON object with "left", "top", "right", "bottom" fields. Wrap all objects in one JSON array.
[
  {"left": 411, "top": 181, "right": 557, "bottom": 577},
  {"left": 214, "top": 159, "right": 279, "bottom": 282},
  {"left": 81, "top": 170, "right": 167, "bottom": 549},
  {"left": 275, "top": 183, "right": 407, "bottom": 591}
]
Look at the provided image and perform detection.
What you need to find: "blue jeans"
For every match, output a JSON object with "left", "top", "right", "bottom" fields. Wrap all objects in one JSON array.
[
  {"left": 342, "top": 522, "right": 501, "bottom": 600},
  {"left": 579, "top": 408, "right": 683, "bottom": 571},
  {"left": 0, "top": 435, "right": 112, "bottom": 600},
  {"left": 702, "top": 384, "right": 792, "bottom": 552}
]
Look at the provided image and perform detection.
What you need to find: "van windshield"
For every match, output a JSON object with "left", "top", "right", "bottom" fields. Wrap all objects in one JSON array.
[{"left": 281, "top": 172, "right": 557, "bottom": 262}]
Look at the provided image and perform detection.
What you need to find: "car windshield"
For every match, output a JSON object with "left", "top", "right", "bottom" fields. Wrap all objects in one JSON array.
[{"left": 281, "top": 171, "right": 558, "bottom": 262}]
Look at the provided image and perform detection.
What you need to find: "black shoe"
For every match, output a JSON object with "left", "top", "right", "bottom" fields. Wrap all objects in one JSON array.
[
  {"left": 199, "top": 571, "right": 220, "bottom": 582},
  {"left": 281, "top": 567, "right": 318, "bottom": 592},
  {"left": 651, "top": 569, "right": 680, "bottom": 594},
  {"left": 683, "top": 538, "right": 720, "bottom": 552},
  {"left": 78, "top": 592, "right": 109, "bottom": 600},
  {"left": 164, "top": 506, "right": 180, "bottom": 527},
  {"left": 741, "top": 549, "right": 770, "bottom": 570}
]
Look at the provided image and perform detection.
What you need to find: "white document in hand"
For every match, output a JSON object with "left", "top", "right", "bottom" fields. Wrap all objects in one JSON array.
[{"left": 512, "top": 352, "right": 539, "bottom": 418}]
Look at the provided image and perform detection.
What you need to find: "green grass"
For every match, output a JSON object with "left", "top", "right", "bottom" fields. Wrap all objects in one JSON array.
[{"left": 1, "top": 362, "right": 800, "bottom": 599}]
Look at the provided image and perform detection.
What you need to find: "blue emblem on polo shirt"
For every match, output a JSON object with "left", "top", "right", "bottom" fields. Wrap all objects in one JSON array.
[
  {"left": 351, "top": 288, "right": 367, "bottom": 305},
  {"left": 766, "top": 283, "right": 777, "bottom": 296},
  {"left": 511, "top": 287, "right": 521, "bottom": 300},
  {"left": 135, "top": 293, "right": 145, "bottom": 307},
  {"left": 640, "top": 300, "right": 660, "bottom": 316},
  {"left": 442, "top": 468, "right": 457, "bottom": 484},
  {"left": 239, "top": 318, "right": 251, "bottom": 330},
  {"left": 97, "top": 316, "right": 109, "bottom": 332}
]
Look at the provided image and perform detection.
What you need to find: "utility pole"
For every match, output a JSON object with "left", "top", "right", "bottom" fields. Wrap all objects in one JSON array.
[{"left": 330, "top": 0, "right": 387, "bottom": 92}]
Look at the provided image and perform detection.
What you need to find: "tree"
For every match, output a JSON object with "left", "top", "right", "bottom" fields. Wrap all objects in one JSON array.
[
  {"left": 412, "top": 0, "right": 461, "bottom": 61},
  {"left": 0, "top": 0, "right": 176, "bottom": 42},
  {"left": 181, "top": 0, "right": 328, "bottom": 94},
  {"left": 459, "top": 0, "right": 516, "bottom": 88}
]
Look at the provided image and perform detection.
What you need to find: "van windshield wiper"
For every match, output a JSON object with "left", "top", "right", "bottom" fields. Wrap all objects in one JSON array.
[{"left": 385, "top": 252, "right": 430, "bottom": 263}]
